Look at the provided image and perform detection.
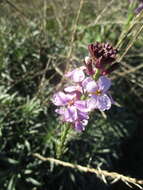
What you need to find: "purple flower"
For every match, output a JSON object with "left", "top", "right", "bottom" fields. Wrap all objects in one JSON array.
[
  {"left": 65, "top": 66, "right": 86, "bottom": 83},
  {"left": 52, "top": 91, "right": 76, "bottom": 106},
  {"left": 82, "top": 77, "right": 93, "bottom": 88},
  {"left": 56, "top": 107, "right": 89, "bottom": 131},
  {"left": 64, "top": 85, "right": 83, "bottom": 99},
  {"left": 52, "top": 91, "right": 89, "bottom": 131},
  {"left": 83, "top": 76, "right": 113, "bottom": 111},
  {"left": 52, "top": 91, "right": 88, "bottom": 112},
  {"left": 74, "top": 119, "right": 88, "bottom": 131},
  {"left": 56, "top": 106, "right": 78, "bottom": 122}
]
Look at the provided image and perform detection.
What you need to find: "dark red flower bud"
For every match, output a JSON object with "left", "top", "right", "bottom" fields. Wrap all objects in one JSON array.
[
  {"left": 88, "top": 42, "right": 118, "bottom": 72},
  {"left": 84, "top": 57, "right": 95, "bottom": 75}
]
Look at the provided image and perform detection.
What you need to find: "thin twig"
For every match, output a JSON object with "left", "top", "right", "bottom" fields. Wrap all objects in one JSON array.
[
  {"left": 50, "top": 0, "right": 63, "bottom": 33},
  {"left": 33, "top": 153, "right": 143, "bottom": 189},
  {"left": 56, "top": 0, "right": 84, "bottom": 89},
  {"left": 118, "top": 24, "right": 143, "bottom": 62},
  {"left": 79, "top": 0, "right": 115, "bottom": 33},
  {"left": 116, "top": 8, "right": 143, "bottom": 50},
  {"left": 112, "top": 63, "right": 143, "bottom": 80},
  {"left": 5, "top": 0, "right": 28, "bottom": 23},
  {"left": 66, "top": 0, "right": 84, "bottom": 69}
]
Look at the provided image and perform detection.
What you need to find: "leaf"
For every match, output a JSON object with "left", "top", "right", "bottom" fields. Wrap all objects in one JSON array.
[
  {"left": 26, "top": 177, "right": 41, "bottom": 186},
  {"left": 7, "top": 175, "right": 16, "bottom": 190}
]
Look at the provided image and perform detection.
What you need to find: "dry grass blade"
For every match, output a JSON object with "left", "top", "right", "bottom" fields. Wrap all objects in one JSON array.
[
  {"left": 118, "top": 24, "right": 143, "bottom": 62},
  {"left": 50, "top": 0, "right": 63, "bottom": 33},
  {"left": 33, "top": 153, "right": 143, "bottom": 189},
  {"left": 116, "top": 9, "right": 143, "bottom": 49},
  {"left": 4, "top": 0, "right": 29, "bottom": 23},
  {"left": 79, "top": 0, "right": 115, "bottom": 33},
  {"left": 55, "top": 0, "right": 84, "bottom": 90},
  {"left": 112, "top": 63, "right": 143, "bottom": 80},
  {"left": 66, "top": 0, "right": 84, "bottom": 70}
]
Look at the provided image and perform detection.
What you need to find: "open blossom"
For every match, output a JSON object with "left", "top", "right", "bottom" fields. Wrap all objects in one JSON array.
[
  {"left": 52, "top": 91, "right": 89, "bottom": 131},
  {"left": 83, "top": 76, "right": 113, "bottom": 111},
  {"left": 52, "top": 71, "right": 114, "bottom": 131},
  {"left": 65, "top": 66, "right": 86, "bottom": 83}
]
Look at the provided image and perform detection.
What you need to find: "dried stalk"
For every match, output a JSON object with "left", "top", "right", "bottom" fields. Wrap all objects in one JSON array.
[
  {"left": 112, "top": 63, "right": 143, "bottom": 80},
  {"left": 33, "top": 153, "right": 143, "bottom": 189}
]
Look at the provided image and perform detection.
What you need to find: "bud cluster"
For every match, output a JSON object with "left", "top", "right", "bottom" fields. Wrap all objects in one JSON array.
[{"left": 85, "top": 42, "right": 119, "bottom": 76}]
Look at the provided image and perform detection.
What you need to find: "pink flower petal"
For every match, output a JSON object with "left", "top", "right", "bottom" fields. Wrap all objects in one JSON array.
[
  {"left": 64, "top": 106, "right": 78, "bottom": 122},
  {"left": 72, "top": 69, "right": 85, "bottom": 82},
  {"left": 96, "top": 94, "right": 111, "bottom": 111},
  {"left": 74, "top": 120, "right": 88, "bottom": 132},
  {"left": 98, "top": 76, "right": 111, "bottom": 92},
  {"left": 52, "top": 92, "right": 75, "bottom": 106},
  {"left": 87, "top": 98, "right": 97, "bottom": 111},
  {"left": 74, "top": 100, "right": 88, "bottom": 112},
  {"left": 77, "top": 111, "right": 89, "bottom": 120},
  {"left": 52, "top": 92, "right": 68, "bottom": 106},
  {"left": 82, "top": 77, "right": 93, "bottom": 89},
  {"left": 85, "top": 81, "right": 98, "bottom": 93},
  {"left": 65, "top": 68, "right": 85, "bottom": 83},
  {"left": 64, "top": 86, "right": 77, "bottom": 93}
]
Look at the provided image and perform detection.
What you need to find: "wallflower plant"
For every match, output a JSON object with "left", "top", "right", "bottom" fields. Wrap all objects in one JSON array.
[
  {"left": 52, "top": 42, "right": 118, "bottom": 158},
  {"left": 52, "top": 42, "right": 118, "bottom": 132}
]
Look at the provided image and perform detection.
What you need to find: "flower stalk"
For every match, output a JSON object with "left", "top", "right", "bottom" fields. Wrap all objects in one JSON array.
[
  {"left": 93, "top": 68, "right": 100, "bottom": 81},
  {"left": 56, "top": 123, "right": 71, "bottom": 159}
]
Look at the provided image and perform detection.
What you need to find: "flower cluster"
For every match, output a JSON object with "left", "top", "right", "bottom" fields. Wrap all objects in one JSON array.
[{"left": 52, "top": 42, "right": 118, "bottom": 132}]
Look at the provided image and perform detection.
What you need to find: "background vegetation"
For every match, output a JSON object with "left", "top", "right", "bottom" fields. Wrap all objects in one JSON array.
[{"left": 0, "top": 0, "right": 143, "bottom": 189}]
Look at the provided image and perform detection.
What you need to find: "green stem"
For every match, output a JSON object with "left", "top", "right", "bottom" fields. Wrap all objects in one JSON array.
[
  {"left": 56, "top": 123, "right": 70, "bottom": 159},
  {"left": 93, "top": 68, "right": 100, "bottom": 81}
]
